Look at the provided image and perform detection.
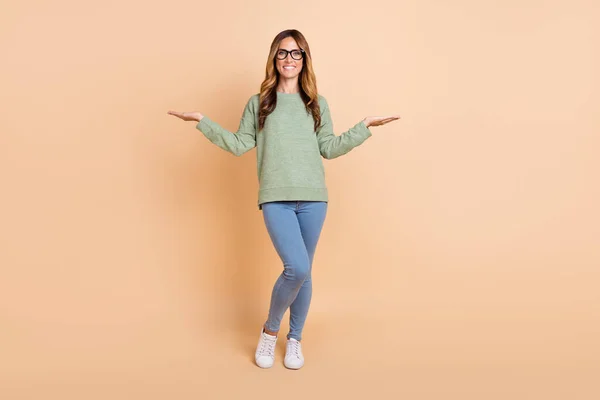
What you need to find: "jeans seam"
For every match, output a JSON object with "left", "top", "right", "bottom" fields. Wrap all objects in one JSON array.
[{"left": 265, "top": 278, "right": 283, "bottom": 332}]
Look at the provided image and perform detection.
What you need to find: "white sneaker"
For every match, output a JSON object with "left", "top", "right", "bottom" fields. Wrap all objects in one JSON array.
[
  {"left": 255, "top": 329, "right": 277, "bottom": 368},
  {"left": 284, "top": 338, "right": 304, "bottom": 369}
]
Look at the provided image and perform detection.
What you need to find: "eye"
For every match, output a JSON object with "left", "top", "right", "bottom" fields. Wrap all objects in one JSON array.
[{"left": 291, "top": 50, "right": 301, "bottom": 58}]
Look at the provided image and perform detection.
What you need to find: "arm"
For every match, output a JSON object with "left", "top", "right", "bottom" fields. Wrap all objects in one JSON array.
[
  {"left": 316, "top": 97, "right": 373, "bottom": 160},
  {"left": 195, "top": 95, "right": 257, "bottom": 157}
]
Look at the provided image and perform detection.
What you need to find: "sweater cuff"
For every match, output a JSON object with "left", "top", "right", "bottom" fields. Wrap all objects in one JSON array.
[
  {"left": 196, "top": 116, "right": 212, "bottom": 131},
  {"left": 355, "top": 119, "right": 373, "bottom": 140}
]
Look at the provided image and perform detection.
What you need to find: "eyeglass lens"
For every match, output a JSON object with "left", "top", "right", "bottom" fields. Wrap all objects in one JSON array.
[{"left": 277, "top": 49, "right": 303, "bottom": 60}]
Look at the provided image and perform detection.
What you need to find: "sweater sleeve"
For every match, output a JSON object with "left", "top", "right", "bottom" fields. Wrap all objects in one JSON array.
[
  {"left": 316, "top": 97, "right": 372, "bottom": 160},
  {"left": 195, "top": 95, "right": 257, "bottom": 157}
]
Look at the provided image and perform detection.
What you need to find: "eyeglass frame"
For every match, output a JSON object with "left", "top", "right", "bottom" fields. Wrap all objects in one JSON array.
[{"left": 275, "top": 48, "right": 305, "bottom": 60}]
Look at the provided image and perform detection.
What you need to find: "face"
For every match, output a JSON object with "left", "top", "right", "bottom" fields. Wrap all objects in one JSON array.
[{"left": 275, "top": 36, "right": 304, "bottom": 80}]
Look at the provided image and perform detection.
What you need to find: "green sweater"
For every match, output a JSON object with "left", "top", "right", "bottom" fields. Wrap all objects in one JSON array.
[{"left": 196, "top": 92, "right": 372, "bottom": 209}]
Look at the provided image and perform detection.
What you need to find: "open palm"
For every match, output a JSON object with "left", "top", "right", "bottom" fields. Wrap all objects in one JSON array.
[
  {"left": 363, "top": 115, "right": 400, "bottom": 128},
  {"left": 167, "top": 110, "right": 203, "bottom": 122}
]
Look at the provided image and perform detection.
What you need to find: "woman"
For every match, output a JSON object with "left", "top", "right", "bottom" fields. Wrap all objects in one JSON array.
[{"left": 168, "top": 29, "right": 399, "bottom": 370}]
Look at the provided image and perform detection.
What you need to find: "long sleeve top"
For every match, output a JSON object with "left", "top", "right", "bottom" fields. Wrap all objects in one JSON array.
[{"left": 196, "top": 91, "right": 372, "bottom": 210}]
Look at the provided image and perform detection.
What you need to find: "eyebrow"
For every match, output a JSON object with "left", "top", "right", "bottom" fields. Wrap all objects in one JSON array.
[{"left": 278, "top": 48, "right": 300, "bottom": 51}]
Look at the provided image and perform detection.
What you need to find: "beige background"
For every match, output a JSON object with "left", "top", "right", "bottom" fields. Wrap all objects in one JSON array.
[{"left": 1, "top": 0, "right": 599, "bottom": 399}]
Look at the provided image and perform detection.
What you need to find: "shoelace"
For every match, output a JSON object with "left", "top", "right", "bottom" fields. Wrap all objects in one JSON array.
[
  {"left": 287, "top": 340, "right": 302, "bottom": 358},
  {"left": 258, "top": 336, "right": 276, "bottom": 357}
]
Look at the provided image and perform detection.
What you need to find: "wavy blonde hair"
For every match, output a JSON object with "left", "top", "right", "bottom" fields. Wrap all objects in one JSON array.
[{"left": 258, "top": 29, "right": 321, "bottom": 132}]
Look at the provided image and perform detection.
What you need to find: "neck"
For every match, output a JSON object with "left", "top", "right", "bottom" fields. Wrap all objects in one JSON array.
[{"left": 276, "top": 79, "right": 300, "bottom": 94}]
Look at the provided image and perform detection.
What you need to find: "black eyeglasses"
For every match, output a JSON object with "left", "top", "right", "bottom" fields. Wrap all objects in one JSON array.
[{"left": 276, "top": 49, "right": 305, "bottom": 60}]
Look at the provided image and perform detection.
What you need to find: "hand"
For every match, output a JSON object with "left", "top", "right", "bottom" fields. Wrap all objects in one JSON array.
[
  {"left": 362, "top": 115, "right": 400, "bottom": 128},
  {"left": 167, "top": 110, "right": 204, "bottom": 122}
]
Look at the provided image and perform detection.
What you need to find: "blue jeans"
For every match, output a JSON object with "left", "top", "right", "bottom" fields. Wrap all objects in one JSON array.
[{"left": 261, "top": 200, "right": 328, "bottom": 341}]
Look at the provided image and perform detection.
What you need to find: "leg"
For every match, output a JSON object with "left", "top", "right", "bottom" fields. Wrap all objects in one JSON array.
[
  {"left": 261, "top": 201, "right": 311, "bottom": 336},
  {"left": 288, "top": 201, "right": 327, "bottom": 341}
]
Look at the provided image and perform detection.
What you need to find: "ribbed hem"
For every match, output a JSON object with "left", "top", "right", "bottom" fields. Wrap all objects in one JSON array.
[{"left": 258, "top": 187, "right": 328, "bottom": 210}]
